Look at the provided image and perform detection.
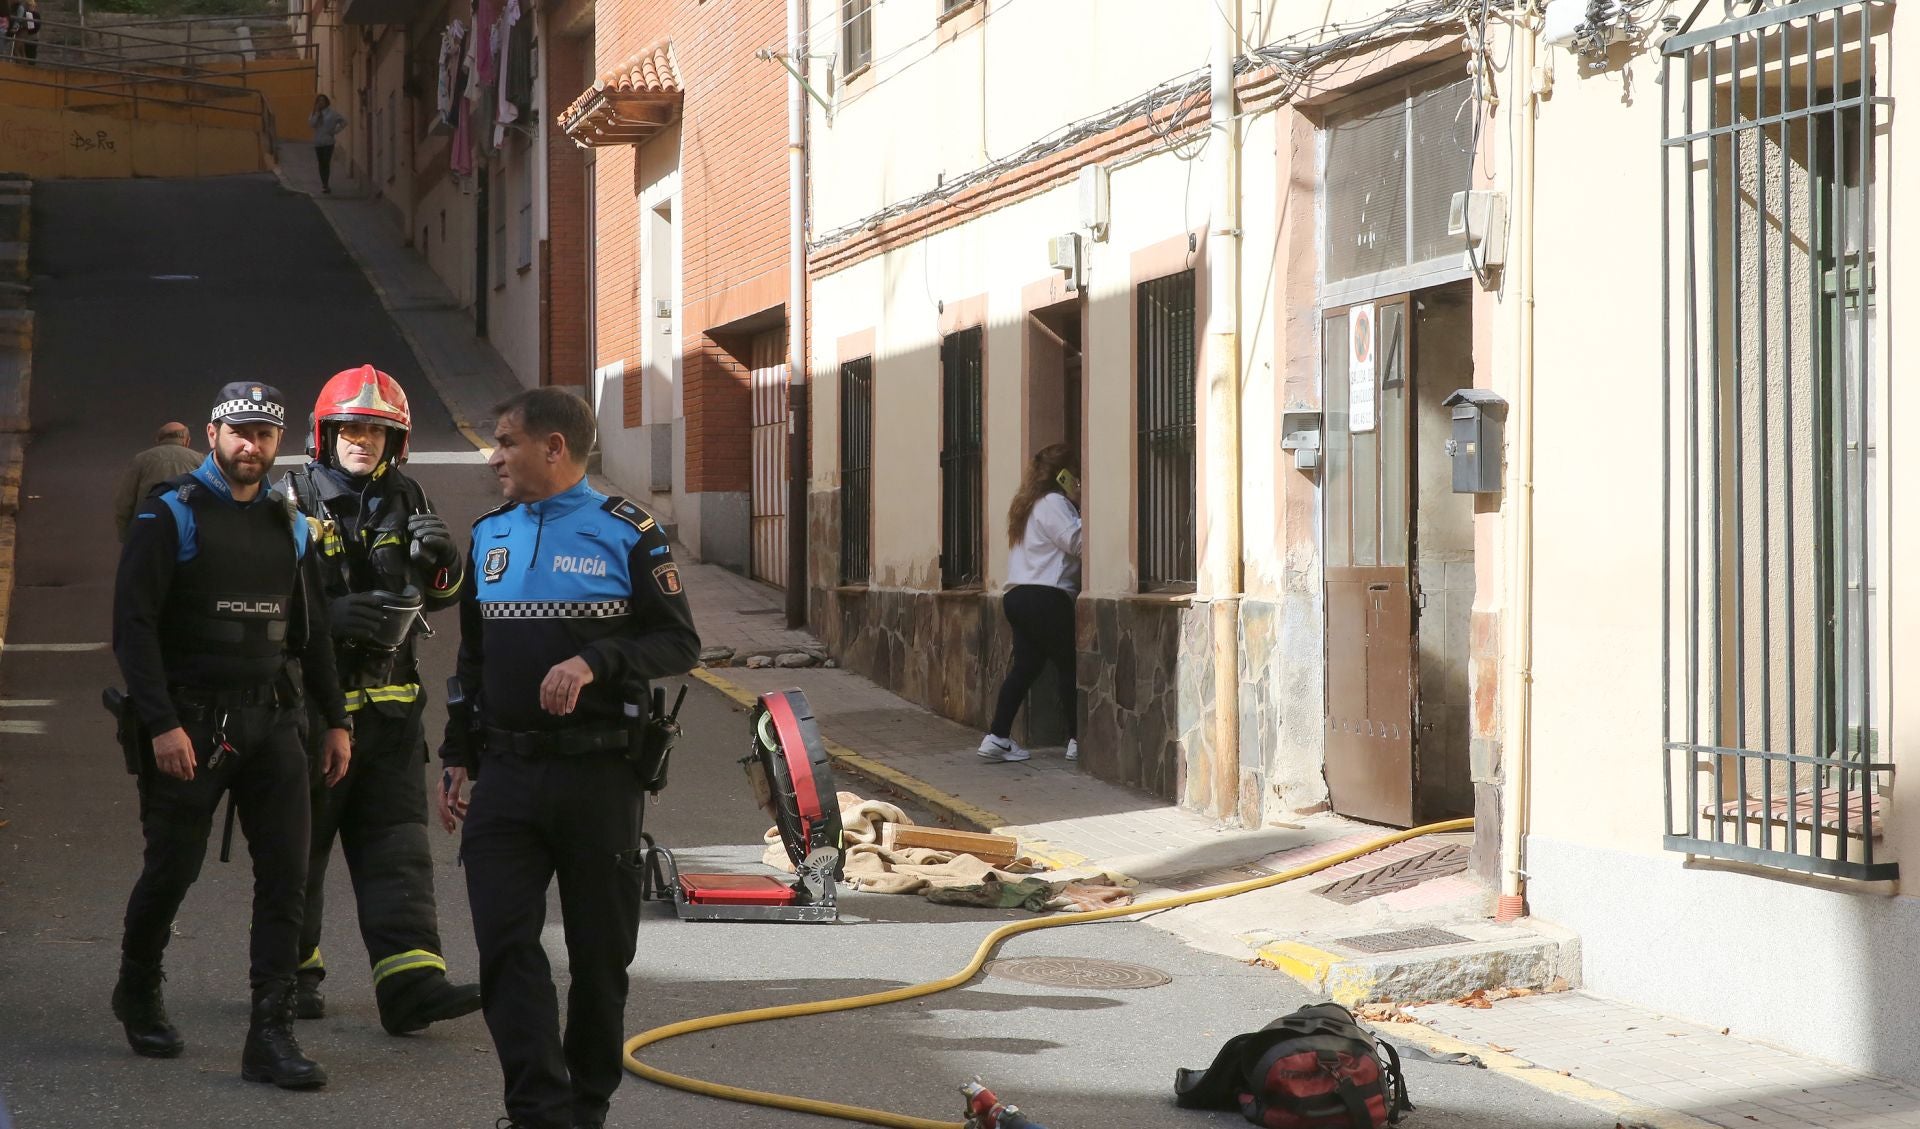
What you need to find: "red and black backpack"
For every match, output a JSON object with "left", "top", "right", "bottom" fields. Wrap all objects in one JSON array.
[{"left": 1174, "top": 1002, "right": 1413, "bottom": 1128}]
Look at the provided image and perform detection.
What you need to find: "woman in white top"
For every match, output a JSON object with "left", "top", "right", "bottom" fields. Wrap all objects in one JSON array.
[
  {"left": 979, "top": 444, "right": 1083, "bottom": 763},
  {"left": 308, "top": 94, "right": 347, "bottom": 194}
]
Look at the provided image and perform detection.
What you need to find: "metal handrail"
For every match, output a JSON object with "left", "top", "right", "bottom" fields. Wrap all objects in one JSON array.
[
  {"left": 12, "top": 29, "right": 314, "bottom": 78},
  {"left": 0, "top": 70, "right": 263, "bottom": 120},
  {"left": 33, "top": 15, "right": 315, "bottom": 68},
  {"left": 70, "top": 10, "right": 302, "bottom": 29}
]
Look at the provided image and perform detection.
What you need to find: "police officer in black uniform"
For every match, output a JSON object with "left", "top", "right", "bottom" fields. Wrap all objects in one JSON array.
[
  {"left": 439, "top": 388, "right": 699, "bottom": 1129},
  {"left": 110, "top": 382, "right": 352, "bottom": 1089},
  {"left": 281, "top": 364, "right": 482, "bottom": 1035}
]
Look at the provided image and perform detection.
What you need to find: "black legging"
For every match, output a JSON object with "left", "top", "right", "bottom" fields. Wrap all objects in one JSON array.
[
  {"left": 989, "top": 584, "right": 1077, "bottom": 741},
  {"left": 315, "top": 144, "right": 334, "bottom": 188}
]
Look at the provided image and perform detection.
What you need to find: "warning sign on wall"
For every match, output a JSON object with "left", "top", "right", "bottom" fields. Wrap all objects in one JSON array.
[{"left": 1348, "top": 302, "right": 1376, "bottom": 433}]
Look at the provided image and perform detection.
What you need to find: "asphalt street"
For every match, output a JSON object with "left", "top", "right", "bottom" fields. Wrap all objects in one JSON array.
[{"left": 0, "top": 176, "right": 1614, "bottom": 1129}]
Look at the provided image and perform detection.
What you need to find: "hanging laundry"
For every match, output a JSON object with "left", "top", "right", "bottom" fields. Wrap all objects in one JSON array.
[
  {"left": 451, "top": 92, "right": 474, "bottom": 176},
  {"left": 503, "top": 1, "right": 534, "bottom": 121},
  {"left": 473, "top": 0, "right": 502, "bottom": 87},
  {"left": 432, "top": 19, "right": 467, "bottom": 135},
  {"left": 492, "top": 0, "right": 522, "bottom": 148}
]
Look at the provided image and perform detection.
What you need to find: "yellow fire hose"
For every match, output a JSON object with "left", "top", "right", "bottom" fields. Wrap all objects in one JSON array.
[{"left": 622, "top": 816, "right": 1473, "bottom": 1129}]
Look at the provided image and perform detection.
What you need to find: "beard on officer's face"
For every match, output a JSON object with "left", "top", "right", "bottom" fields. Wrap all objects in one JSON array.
[
  {"left": 215, "top": 448, "right": 269, "bottom": 485},
  {"left": 212, "top": 425, "right": 280, "bottom": 486}
]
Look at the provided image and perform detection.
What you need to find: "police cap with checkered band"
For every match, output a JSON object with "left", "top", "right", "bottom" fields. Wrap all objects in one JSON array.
[{"left": 209, "top": 381, "right": 290, "bottom": 429}]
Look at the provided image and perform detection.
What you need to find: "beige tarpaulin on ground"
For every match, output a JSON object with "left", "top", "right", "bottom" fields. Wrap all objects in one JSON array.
[{"left": 760, "top": 791, "right": 1136, "bottom": 913}]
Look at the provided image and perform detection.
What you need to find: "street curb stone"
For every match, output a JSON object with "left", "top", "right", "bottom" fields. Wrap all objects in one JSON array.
[
  {"left": 0, "top": 434, "right": 23, "bottom": 515},
  {"left": 1247, "top": 919, "right": 1581, "bottom": 1009},
  {"left": 0, "top": 319, "right": 30, "bottom": 433},
  {"left": 0, "top": 179, "right": 30, "bottom": 654},
  {"left": 1380, "top": 1019, "right": 1725, "bottom": 1129}
]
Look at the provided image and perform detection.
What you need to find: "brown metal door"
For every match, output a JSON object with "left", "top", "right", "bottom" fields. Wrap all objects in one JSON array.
[
  {"left": 1322, "top": 298, "right": 1416, "bottom": 826},
  {"left": 749, "top": 328, "right": 788, "bottom": 588}
]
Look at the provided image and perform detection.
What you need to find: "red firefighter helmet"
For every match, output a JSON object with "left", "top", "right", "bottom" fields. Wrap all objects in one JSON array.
[{"left": 310, "top": 364, "right": 412, "bottom": 465}]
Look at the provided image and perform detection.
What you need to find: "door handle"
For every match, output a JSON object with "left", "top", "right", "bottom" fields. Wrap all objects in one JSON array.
[{"left": 1367, "top": 583, "right": 1391, "bottom": 592}]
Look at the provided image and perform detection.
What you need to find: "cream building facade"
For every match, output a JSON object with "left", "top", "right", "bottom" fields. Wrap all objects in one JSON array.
[{"left": 803, "top": 0, "right": 1920, "bottom": 1080}]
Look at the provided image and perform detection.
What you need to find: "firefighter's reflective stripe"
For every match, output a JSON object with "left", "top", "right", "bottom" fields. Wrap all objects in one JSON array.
[
  {"left": 307, "top": 516, "right": 346, "bottom": 559},
  {"left": 299, "top": 949, "right": 325, "bottom": 971},
  {"left": 371, "top": 948, "right": 447, "bottom": 984},
  {"left": 372, "top": 532, "right": 404, "bottom": 551},
  {"left": 342, "top": 682, "right": 422, "bottom": 712}
]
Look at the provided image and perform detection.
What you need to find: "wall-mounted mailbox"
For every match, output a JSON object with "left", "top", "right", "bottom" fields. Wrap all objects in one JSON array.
[
  {"left": 1280, "top": 408, "right": 1323, "bottom": 472},
  {"left": 1441, "top": 389, "right": 1507, "bottom": 494}
]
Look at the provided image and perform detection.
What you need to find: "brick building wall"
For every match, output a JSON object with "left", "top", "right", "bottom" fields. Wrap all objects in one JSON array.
[
  {"left": 586, "top": 0, "right": 790, "bottom": 495},
  {"left": 542, "top": 30, "right": 591, "bottom": 387}
]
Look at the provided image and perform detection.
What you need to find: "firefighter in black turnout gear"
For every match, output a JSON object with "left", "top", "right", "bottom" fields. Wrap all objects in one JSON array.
[
  {"left": 281, "top": 364, "right": 482, "bottom": 1035},
  {"left": 439, "top": 388, "right": 699, "bottom": 1129},
  {"left": 110, "top": 382, "right": 351, "bottom": 1089}
]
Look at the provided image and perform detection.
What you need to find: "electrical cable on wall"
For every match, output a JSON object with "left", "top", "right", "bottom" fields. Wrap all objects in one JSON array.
[{"left": 810, "top": 0, "right": 1494, "bottom": 255}]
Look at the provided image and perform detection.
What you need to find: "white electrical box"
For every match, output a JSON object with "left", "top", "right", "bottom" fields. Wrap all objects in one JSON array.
[
  {"left": 1048, "top": 232, "right": 1083, "bottom": 290},
  {"left": 1447, "top": 190, "right": 1509, "bottom": 270},
  {"left": 654, "top": 299, "right": 672, "bottom": 319},
  {"left": 1079, "top": 164, "right": 1110, "bottom": 242}
]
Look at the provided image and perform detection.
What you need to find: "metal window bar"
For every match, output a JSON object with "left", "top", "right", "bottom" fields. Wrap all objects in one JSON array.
[
  {"left": 842, "top": 0, "right": 872, "bottom": 72},
  {"left": 940, "top": 329, "right": 984, "bottom": 589},
  {"left": 840, "top": 357, "right": 874, "bottom": 586},
  {"left": 1660, "top": 0, "right": 1893, "bottom": 881},
  {"left": 1136, "top": 270, "right": 1197, "bottom": 591}
]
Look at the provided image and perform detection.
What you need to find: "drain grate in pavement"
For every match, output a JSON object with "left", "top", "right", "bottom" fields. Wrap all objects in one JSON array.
[
  {"left": 987, "top": 957, "right": 1172, "bottom": 990},
  {"left": 1162, "top": 864, "right": 1276, "bottom": 892},
  {"left": 1314, "top": 844, "right": 1471, "bottom": 905},
  {"left": 1332, "top": 927, "right": 1472, "bottom": 954}
]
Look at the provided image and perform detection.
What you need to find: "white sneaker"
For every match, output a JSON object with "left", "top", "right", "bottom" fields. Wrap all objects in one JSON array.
[
  {"left": 1065, "top": 738, "right": 1079, "bottom": 761},
  {"left": 977, "top": 735, "right": 1031, "bottom": 762}
]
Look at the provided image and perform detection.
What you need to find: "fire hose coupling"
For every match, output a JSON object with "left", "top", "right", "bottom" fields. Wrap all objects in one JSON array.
[{"left": 961, "top": 1081, "right": 1050, "bottom": 1129}]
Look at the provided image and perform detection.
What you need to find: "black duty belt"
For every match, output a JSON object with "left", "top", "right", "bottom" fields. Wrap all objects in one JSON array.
[
  {"left": 487, "top": 725, "right": 628, "bottom": 758},
  {"left": 169, "top": 680, "right": 287, "bottom": 710}
]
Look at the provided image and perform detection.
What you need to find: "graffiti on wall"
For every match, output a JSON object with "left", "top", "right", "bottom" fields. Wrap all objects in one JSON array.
[
  {"left": 1, "top": 120, "right": 63, "bottom": 163},
  {"left": 70, "top": 129, "right": 118, "bottom": 152}
]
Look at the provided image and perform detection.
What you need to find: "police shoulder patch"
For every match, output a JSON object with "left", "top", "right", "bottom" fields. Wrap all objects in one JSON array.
[
  {"left": 651, "top": 561, "right": 682, "bottom": 596},
  {"left": 601, "top": 496, "right": 656, "bottom": 533}
]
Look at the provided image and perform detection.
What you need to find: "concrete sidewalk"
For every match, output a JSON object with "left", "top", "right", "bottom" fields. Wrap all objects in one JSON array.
[
  {"left": 282, "top": 145, "right": 1920, "bottom": 1129},
  {"left": 275, "top": 141, "right": 522, "bottom": 444}
]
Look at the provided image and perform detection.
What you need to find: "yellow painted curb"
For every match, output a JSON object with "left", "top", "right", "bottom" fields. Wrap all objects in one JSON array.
[
  {"left": 1384, "top": 1019, "right": 1725, "bottom": 1129},
  {"left": 1248, "top": 939, "right": 1382, "bottom": 1007},
  {"left": 690, "top": 666, "right": 1010, "bottom": 832}
]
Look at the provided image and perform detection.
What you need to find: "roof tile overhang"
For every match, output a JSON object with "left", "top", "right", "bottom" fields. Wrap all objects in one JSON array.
[{"left": 560, "top": 43, "right": 682, "bottom": 148}]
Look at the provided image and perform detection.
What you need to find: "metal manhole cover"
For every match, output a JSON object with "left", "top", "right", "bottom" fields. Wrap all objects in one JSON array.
[
  {"left": 1333, "top": 927, "right": 1472, "bottom": 955},
  {"left": 987, "top": 957, "right": 1171, "bottom": 990},
  {"left": 1315, "top": 844, "right": 1471, "bottom": 906}
]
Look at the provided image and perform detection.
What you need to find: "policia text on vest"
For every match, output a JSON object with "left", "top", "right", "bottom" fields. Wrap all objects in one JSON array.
[
  {"left": 108, "top": 382, "right": 352, "bottom": 1090},
  {"left": 439, "top": 388, "right": 701, "bottom": 1129}
]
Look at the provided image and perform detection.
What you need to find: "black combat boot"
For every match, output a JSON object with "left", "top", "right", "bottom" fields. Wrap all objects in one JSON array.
[
  {"left": 377, "top": 968, "right": 482, "bottom": 1036},
  {"left": 292, "top": 969, "right": 325, "bottom": 1020},
  {"left": 111, "top": 957, "right": 185, "bottom": 1059},
  {"left": 240, "top": 980, "right": 328, "bottom": 1089}
]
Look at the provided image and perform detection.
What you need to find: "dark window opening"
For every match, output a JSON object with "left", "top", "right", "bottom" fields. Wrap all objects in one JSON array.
[{"left": 1137, "top": 270, "right": 1197, "bottom": 592}]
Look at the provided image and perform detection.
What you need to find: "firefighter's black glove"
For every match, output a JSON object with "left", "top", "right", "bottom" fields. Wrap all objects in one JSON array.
[
  {"left": 407, "top": 513, "right": 458, "bottom": 570},
  {"left": 328, "top": 591, "right": 388, "bottom": 643}
]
